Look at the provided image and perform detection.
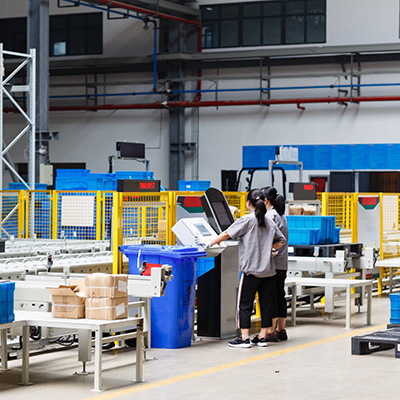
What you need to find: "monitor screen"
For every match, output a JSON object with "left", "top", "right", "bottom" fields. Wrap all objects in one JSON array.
[
  {"left": 194, "top": 223, "right": 211, "bottom": 237},
  {"left": 212, "top": 201, "right": 233, "bottom": 228}
]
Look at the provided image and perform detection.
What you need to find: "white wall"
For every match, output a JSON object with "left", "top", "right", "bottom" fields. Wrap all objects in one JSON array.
[{"left": 3, "top": 1, "right": 400, "bottom": 190}]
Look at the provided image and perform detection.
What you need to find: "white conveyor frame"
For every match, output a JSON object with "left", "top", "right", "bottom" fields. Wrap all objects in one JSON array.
[
  {"left": 286, "top": 277, "right": 372, "bottom": 329},
  {"left": 0, "top": 311, "right": 144, "bottom": 392}
]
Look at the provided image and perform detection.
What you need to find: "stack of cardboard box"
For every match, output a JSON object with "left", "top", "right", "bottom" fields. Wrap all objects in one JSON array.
[
  {"left": 46, "top": 274, "right": 129, "bottom": 320},
  {"left": 84, "top": 274, "right": 129, "bottom": 320}
]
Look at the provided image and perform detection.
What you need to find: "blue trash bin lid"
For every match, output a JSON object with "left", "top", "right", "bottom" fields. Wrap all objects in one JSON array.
[{"left": 119, "top": 244, "right": 206, "bottom": 259}]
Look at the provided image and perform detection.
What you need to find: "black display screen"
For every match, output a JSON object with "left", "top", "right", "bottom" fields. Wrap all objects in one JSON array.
[{"left": 213, "top": 201, "right": 233, "bottom": 228}]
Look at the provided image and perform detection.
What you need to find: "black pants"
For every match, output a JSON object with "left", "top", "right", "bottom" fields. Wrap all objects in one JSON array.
[
  {"left": 238, "top": 273, "right": 276, "bottom": 329},
  {"left": 272, "top": 269, "right": 288, "bottom": 319}
]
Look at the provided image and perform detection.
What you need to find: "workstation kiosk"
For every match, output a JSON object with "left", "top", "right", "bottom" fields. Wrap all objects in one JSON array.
[{"left": 172, "top": 188, "right": 239, "bottom": 339}]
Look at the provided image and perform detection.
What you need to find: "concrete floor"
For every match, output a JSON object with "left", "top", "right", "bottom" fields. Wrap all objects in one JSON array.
[{"left": 1, "top": 293, "right": 400, "bottom": 400}]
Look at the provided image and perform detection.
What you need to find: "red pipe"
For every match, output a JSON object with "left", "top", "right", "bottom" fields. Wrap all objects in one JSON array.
[
  {"left": 5, "top": 95, "right": 400, "bottom": 114},
  {"left": 92, "top": 0, "right": 200, "bottom": 26}
]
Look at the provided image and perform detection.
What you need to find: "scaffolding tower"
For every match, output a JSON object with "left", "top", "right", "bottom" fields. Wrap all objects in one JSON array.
[{"left": 0, "top": 43, "right": 36, "bottom": 192}]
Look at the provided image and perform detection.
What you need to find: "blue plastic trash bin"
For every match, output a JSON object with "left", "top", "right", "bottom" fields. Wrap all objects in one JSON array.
[{"left": 119, "top": 245, "right": 206, "bottom": 349}]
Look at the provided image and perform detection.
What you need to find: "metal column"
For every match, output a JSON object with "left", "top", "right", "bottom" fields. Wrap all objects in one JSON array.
[
  {"left": 28, "top": 0, "right": 50, "bottom": 181},
  {"left": 168, "top": 18, "right": 187, "bottom": 189}
]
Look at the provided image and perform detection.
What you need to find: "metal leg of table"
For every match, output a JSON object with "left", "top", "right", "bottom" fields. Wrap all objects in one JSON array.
[
  {"left": 366, "top": 284, "right": 372, "bottom": 325},
  {"left": 389, "top": 268, "right": 393, "bottom": 293},
  {"left": 134, "top": 321, "right": 144, "bottom": 383},
  {"left": 76, "top": 329, "right": 91, "bottom": 376},
  {"left": 345, "top": 287, "right": 352, "bottom": 329},
  {"left": 290, "top": 285, "right": 297, "bottom": 326},
  {"left": 0, "top": 328, "right": 9, "bottom": 371},
  {"left": 92, "top": 328, "right": 103, "bottom": 392},
  {"left": 20, "top": 325, "right": 32, "bottom": 386}
]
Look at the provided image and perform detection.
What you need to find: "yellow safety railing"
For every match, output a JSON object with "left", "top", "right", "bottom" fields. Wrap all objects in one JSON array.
[
  {"left": 112, "top": 191, "right": 172, "bottom": 274},
  {"left": 224, "top": 191, "right": 248, "bottom": 219},
  {"left": 10, "top": 187, "right": 400, "bottom": 292},
  {"left": 376, "top": 193, "right": 400, "bottom": 292},
  {"left": 0, "top": 190, "right": 24, "bottom": 240},
  {"left": 25, "top": 190, "right": 52, "bottom": 239},
  {"left": 320, "top": 192, "right": 357, "bottom": 243}
]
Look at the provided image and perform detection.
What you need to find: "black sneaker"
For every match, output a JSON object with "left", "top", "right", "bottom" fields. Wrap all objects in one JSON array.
[
  {"left": 276, "top": 329, "right": 288, "bottom": 341},
  {"left": 250, "top": 335, "right": 268, "bottom": 347},
  {"left": 228, "top": 336, "right": 251, "bottom": 348}
]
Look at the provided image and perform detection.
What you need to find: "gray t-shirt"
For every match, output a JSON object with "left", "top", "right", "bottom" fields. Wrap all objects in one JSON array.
[
  {"left": 266, "top": 207, "right": 289, "bottom": 271},
  {"left": 227, "top": 211, "right": 286, "bottom": 278}
]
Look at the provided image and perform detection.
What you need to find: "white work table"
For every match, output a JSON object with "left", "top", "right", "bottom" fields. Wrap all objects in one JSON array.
[
  {"left": 375, "top": 257, "right": 400, "bottom": 293},
  {"left": 285, "top": 277, "right": 372, "bottom": 329},
  {"left": 0, "top": 311, "right": 144, "bottom": 392}
]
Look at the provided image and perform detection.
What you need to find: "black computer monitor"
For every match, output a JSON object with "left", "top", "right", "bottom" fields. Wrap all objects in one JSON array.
[{"left": 200, "top": 188, "right": 235, "bottom": 233}]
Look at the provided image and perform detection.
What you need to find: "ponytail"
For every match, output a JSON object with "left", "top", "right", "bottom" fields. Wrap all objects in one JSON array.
[
  {"left": 262, "top": 186, "right": 285, "bottom": 216},
  {"left": 247, "top": 189, "right": 266, "bottom": 227}
]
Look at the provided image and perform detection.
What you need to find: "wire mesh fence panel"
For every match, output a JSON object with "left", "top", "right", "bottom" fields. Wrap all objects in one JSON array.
[
  {"left": 55, "top": 191, "right": 100, "bottom": 240},
  {"left": 120, "top": 193, "right": 169, "bottom": 273},
  {"left": 0, "top": 190, "right": 22, "bottom": 239},
  {"left": 223, "top": 192, "right": 248, "bottom": 219},
  {"left": 102, "top": 191, "right": 114, "bottom": 240},
  {"left": 322, "top": 193, "right": 354, "bottom": 243},
  {"left": 121, "top": 193, "right": 168, "bottom": 246},
  {"left": 382, "top": 194, "right": 400, "bottom": 259},
  {"left": 26, "top": 190, "right": 52, "bottom": 239}
]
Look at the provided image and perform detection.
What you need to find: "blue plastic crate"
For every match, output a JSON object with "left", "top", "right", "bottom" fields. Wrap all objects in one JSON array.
[
  {"left": 0, "top": 313, "right": 14, "bottom": 324},
  {"left": 87, "top": 173, "right": 117, "bottom": 191},
  {"left": 55, "top": 177, "right": 88, "bottom": 190},
  {"left": 8, "top": 182, "right": 47, "bottom": 190},
  {"left": 0, "top": 281, "right": 15, "bottom": 324},
  {"left": 334, "top": 227, "right": 341, "bottom": 243},
  {"left": 288, "top": 228, "right": 321, "bottom": 245},
  {"left": 115, "top": 171, "right": 155, "bottom": 180},
  {"left": 178, "top": 180, "right": 211, "bottom": 191},
  {"left": 56, "top": 169, "right": 90, "bottom": 177},
  {"left": 390, "top": 293, "right": 400, "bottom": 324},
  {"left": 286, "top": 216, "right": 337, "bottom": 245}
]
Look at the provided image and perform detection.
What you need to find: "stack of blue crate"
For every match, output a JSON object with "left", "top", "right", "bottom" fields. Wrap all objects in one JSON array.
[
  {"left": 55, "top": 169, "right": 91, "bottom": 190},
  {"left": 287, "top": 216, "right": 338, "bottom": 245},
  {"left": 7, "top": 182, "right": 47, "bottom": 190},
  {"left": 178, "top": 180, "right": 211, "bottom": 191},
  {"left": 0, "top": 281, "right": 15, "bottom": 324},
  {"left": 390, "top": 293, "right": 400, "bottom": 324},
  {"left": 55, "top": 170, "right": 158, "bottom": 191}
]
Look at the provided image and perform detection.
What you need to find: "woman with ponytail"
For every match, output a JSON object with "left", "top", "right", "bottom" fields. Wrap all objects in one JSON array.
[
  {"left": 261, "top": 186, "right": 289, "bottom": 342},
  {"left": 205, "top": 189, "right": 286, "bottom": 348}
]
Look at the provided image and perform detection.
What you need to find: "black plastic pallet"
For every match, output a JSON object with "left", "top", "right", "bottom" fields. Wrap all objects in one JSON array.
[
  {"left": 351, "top": 329, "right": 400, "bottom": 357},
  {"left": 289, "top": 243, "right": 363, "bottom": 258}
]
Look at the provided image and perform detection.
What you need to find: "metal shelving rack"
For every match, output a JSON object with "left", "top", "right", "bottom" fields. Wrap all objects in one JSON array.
[{"left": 0, "top": 43, "right": 36, "bottom": 192}]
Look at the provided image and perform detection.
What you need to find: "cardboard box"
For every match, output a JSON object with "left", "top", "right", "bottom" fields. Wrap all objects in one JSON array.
[
  {"left": 303, "top": 205, "right": 317, "bottom": 215},
  {"left": 289, "top": 205, "right": 304, "bottom": 215},
  {"left": 85, "top": 274, "right": 128, "bottom": 298},
  {"left": 158, "top": 219, "right": 167, "bottom": 241},
  {"left": 46, "top": 285, "right": 85, "bottom": 319},
  {"left": 85, "top": 296, "right": 128, "bottom": 320}
]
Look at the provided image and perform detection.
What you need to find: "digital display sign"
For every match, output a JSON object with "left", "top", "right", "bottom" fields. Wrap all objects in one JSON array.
[{"left": 117, "top": 179, "right": 161, "bottom": 192}]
